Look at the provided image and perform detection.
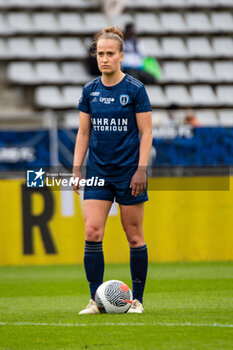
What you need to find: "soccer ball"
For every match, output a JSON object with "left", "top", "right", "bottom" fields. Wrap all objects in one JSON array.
[{"left": 95, "top": 280, "right": 133, "bottom": 314}]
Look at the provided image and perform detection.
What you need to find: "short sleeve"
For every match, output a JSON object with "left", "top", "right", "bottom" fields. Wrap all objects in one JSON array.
[
  {"left": 135, "top": 85, "right": 152, "bottom": 114},
  {"left": 77, "top": 86, "right": 90, "bottom": 114}
]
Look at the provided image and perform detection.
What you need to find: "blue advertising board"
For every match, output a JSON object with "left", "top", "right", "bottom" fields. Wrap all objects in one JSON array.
[
  {"left": 152, "top": 127, "right": 233, "bottom": 166},
  {"left": 1, "top": 127, "right": 233, "bottom": 171},
  {"left": 0, "top": 130, "right": 50, "bottom": 170}
]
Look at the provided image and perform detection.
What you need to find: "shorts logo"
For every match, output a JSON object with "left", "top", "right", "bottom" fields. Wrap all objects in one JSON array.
[
  {"left": 27, "top": 168, "right": 45, "bottom": 187},
  {"left": 120, "top": 94, "right": 129, "bottom": 106}
]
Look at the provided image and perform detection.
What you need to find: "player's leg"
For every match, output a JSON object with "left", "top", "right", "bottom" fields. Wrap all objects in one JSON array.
[
  {"left": 83, "top": 199, "right": 112, "bottom": 297},
  {"left": 119, "top": 203, "right": 148, "bottom": 312},
  {"left": 79, "top": 199, "right": 112, "bottom": 314}
]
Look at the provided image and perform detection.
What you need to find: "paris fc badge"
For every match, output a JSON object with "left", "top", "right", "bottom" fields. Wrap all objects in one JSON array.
[{"left": 120, "top": 94, "right": 129, "bottom": 106}]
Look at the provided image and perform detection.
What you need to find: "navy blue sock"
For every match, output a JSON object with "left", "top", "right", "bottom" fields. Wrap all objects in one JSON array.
[
  {"left": 84, "top": 241, "right": 104, "bottom": 300},
  {"left": 130, "top": 244, "right": 148, "bottom": 304}
]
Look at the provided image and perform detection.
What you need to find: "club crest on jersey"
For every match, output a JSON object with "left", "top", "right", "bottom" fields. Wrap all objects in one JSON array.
[{"left": 120, "top": 94, "right": 129, "bottom": 106}]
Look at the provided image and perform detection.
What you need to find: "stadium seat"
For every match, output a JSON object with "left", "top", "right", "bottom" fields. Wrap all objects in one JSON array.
[
  {"left": 36, "top": 62, "right": 62, "bottom": 83},
  {"left": 33, "top": 13, "right": 58, "bottom": 33},
  {"left": 32, "top": 0, "right": 59, "bottom": 7},
  {"left": 124, "top": 0, "right": 138, "bottom": 8},
  {"left": 111, "top": 13, "right": 134, "bottom": 30},
  {"left": 187, "top": 38, "right": 213, "bottom": 57},
  {"left": 216, "top": 86, "right": 233, "bottom": 105},
  {"left": 135, "top": 14, "right": 161, "bottom": 33},
  {"left": 214, "top": 62, "right": 233, "bottom": 82},
  {"left": 211, "top": 12, "right": 233, "bottom": 31},
  {"left": 217, "top": 0, "right": 233, "bottom": 5},
  {"left": 140, "top": 38, "right": 162, "bottom": 57},
  {"left": 63, "top": 111, "right": 80, "bottom": 128},
  {"left": 162, "top": 0, "right": 192, "bottom": 7},
  {"left": 190, "top": 85, "right": 217, "bottom": 106},
  {"left": 162, "top": 38, "right": 188, "bottom": 57},
  {"left": 189, "top": 61, "right": 216, "bottom": 82},
  {"left": 0, "top": 0, "right": 41, "bottom": 8},
  {"left": 160, "top": 13, "right": 186, "bottom": 32},
  {"left": 185, "top": 13, "right": 213, "bottom": 32},
  {"left": 145, "top": 86, "right": 169, "bottom": 107},
  {"left": 218, "top": 110, "right": 233, "bottom": 126},
  {"left": 195, "top": 110, "right": 219, "bottom": 126},
  {"left": 83, "top": 13, "right": 109, "bottom": 33},
  {"left": 212, "top": 37, "right": 233, "bottom": 57},
  {"left": 63, "top": 86, "right": 82, "bottom": 108},
  {"left": 34, "top": 38, "right": 59, "bottom": 58},
  {"left": 162, "top": 62, "right": 190, "bottom": 82},
  {"left": 66, "top": 0, "right": 96, "bottom": 7},
  {"left": 0, "top": 0, "right": 7, "bottom": 8},
  {"left": 60, "top": 0, "right": 92, "bottom": 7},
  {"left": 7, "top": 12, "right": 33, "bottom": 33},
  {"left": 160, "top": 12, "right": 188, "bottom": 33},
  {"left": 8, "top": 38, "right": 34, "bottom": 58},
  {"left": 151, "top": 111, "right": 164, "bottom": 127},
  {"left": 59, "top": 38, "right": 87, "bottom": 58},
  {"left": 58, "top": 13, "right": 84, "bottom": 33},
  {"left": 22, "top": 0, "right": 47, "bottom": 7},
  {"left": 61, "top": 63, "right": 91, "bottom": 83},
  {"left": 8, "top": 62, "right": 36, "bottom": 84},
  {"left": 35, "top": 86, "right": 65, "bottom": 108},
  {"left": 185, "top": 0, "right": 215, "bottom": 7},
  {"left": 135, "top": 0, "right": 163, "bottom": 8},
  {"left": 165, "top": 86, "right": 191, "bottom": 106}
]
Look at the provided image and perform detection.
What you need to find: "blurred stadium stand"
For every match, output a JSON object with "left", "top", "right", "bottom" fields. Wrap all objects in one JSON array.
[{"left": 0, "top": 0, "right": 232, "bottom": 126}]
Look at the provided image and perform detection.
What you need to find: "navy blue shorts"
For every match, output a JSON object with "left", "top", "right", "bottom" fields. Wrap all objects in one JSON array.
[{"left": 83, "top": 177, "right": 148, "bottom": 205}]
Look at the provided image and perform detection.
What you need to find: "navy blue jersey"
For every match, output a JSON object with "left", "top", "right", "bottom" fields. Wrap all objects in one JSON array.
[{"left": 77, "top": 74, "right": 152, "bottom": 179}]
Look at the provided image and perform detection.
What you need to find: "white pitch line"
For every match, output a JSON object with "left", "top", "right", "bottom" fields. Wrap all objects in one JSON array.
[{"left": 0, "top": 322, "right": 232, "bottom": 328}]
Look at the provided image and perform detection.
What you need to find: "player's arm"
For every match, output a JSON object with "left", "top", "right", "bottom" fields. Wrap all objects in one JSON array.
[
  {"left": 73, "top": 111, "right": 91, "bottom": 194},
  {"left": 130, "top": 111, "right": 152, "bottom": 196}
]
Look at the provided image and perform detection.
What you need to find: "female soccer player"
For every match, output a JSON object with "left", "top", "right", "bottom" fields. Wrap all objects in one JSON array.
[{"left": 73, "top": 27, "right": 152, "bottom": 314}]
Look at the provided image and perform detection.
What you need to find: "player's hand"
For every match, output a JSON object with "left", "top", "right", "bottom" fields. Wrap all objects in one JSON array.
[
  {"left": 130, "top": 168, "right": 147, "bottom": 197},
  {"left": 72, "top": 168, "right": 82, "bottom": 195}
]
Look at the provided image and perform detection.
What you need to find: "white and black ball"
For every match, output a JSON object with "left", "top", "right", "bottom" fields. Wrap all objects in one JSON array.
[{"left": 95, "top": 280, "right": 133, "bottom": 314}]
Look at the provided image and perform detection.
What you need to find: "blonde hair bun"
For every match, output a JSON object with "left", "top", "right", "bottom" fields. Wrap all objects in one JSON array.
[
  {"left": 93, "top": 26, "right": 124, "bottom": 54},
  {"left": 103, "top": 27, "right": 124, "bottom": 40}
]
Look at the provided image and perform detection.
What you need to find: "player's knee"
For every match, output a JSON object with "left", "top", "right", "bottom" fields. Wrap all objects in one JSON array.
[
  {"left": 124, "top": 225, "right": 143, "bottom": 247},
  {"left": 128, "top": 237, "right": 140, "bottom": 247},
  {"left": 85, "top": 224, "right": 103, "bottom": 241}
]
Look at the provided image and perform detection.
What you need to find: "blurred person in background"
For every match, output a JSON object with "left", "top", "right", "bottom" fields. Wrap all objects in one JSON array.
[
  {"left": 73, "top": 27, "right": 152, "bottom": 315},
  {"left": 184, "top": 108, "right": 201, "bottom": 127},
  {"left": 93, "top": 0, "right": 125, "bottom": 20},
  {"left": 162, "top": 104, "right": 178, "bottom": 126},
  {"left": 87, "top": 41, "right": 101, "bottom": 76},
  {"left": 122, "top": 23, "right": 159, "bottom": 85}
]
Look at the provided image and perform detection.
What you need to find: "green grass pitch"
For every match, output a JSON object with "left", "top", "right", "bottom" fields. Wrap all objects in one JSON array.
[{"left": 0, "top": 262, "right": 232, "bottom": 350}]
